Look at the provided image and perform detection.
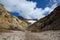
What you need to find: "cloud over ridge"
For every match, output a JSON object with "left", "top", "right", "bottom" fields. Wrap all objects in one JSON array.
[{"left": 0, "top": 0, "right": 59, "bottom": 21}]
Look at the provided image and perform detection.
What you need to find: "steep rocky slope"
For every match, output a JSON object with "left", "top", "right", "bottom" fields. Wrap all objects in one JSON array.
[
  {"left": 0, "top": 4, "right": 30, "bottom": 31},
  {"left": 26, "top": 5, "right": 60, "bottom": 32}
]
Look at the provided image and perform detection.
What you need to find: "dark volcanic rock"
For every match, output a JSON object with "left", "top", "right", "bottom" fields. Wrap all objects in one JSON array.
[{"left": 26, "top": 5, "right": 60, "bottom": 32}]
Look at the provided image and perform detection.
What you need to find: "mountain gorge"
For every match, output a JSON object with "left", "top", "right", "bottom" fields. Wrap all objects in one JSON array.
[{"left": 0, "top": 4, "right": 60, "bottom": 32}]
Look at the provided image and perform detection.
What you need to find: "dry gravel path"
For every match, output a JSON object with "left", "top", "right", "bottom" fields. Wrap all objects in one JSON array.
[{"left": 0, "top": 30, "right": 60, "bottom": 40}]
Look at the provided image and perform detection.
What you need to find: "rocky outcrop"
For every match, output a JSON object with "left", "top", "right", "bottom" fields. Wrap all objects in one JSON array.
[
  {"left": 0, "top": 4, "right": 30, "bottom": 31},
  {"left": 26, "top": 5, "right": 60, "bottom": 32}
]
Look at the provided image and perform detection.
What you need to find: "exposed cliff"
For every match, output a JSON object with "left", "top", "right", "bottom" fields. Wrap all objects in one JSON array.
[
  {"left": 26, "top": 5, "right": 60, "bottom": 32},
  {"left": 0, "top": 4, "right": 30, "bottom": 31}
]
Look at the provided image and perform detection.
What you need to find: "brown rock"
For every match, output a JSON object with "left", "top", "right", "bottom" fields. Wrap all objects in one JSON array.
[
  {"left": 0, "top": 4, "right": 30, "bottom": 31},
  {"left": 26, "top": 5, "right": 60, "bottom": 32}
]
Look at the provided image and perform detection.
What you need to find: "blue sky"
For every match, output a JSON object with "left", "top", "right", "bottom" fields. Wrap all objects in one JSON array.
[
  {"left": 11, "top": 0, "right": 50, "bottom": 16},
  {"left": 11, "top": 0, "right": 59, "bottom": 16},
  {"left": 0, "top": 0, "right": 60, "bottom": 23},
  {"left": 11, "top": 0, "right": 51, "bottom": 16},
  {"left": 27, "top": 0, "right": 50, "bottom": 8}
]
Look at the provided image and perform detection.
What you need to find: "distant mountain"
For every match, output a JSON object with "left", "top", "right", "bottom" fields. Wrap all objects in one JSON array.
[
  {"left": 18, "top": 16, "right": 25, "bottom": 20},
  {"left": 26, "top": 5, "right": 60, "bottom": 32},
  {"left": 0, "top": 4, "right": 30, "bottom": 31}
]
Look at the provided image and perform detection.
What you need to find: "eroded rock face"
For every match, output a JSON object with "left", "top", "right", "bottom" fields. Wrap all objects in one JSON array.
[
  {"left": 26, "top": 5, "right": 60, "bottom": 32},
  {"left": 0, "top": 4, "right": 30, "bottom": 31}
]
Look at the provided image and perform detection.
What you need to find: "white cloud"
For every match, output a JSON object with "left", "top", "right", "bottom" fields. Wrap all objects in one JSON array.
[
  {"left": 0, "top": 0, "right": 59, "bottom": 23},
  {"left": 27, "top": 20, "right": 36, "bottom": 24},
  {"left": 0, "top": 0, "right": 37, "bottom": 19}
]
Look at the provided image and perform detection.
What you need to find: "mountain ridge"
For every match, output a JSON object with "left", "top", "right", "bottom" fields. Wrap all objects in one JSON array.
[
  {"left": 0, "top": 4, "right": 30, "bottom": 31},
  {"left": 26, "top": 5, "right": 60, "bottom": 32}
]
